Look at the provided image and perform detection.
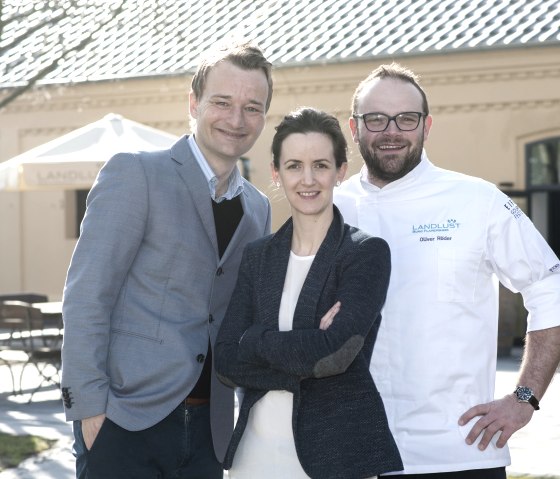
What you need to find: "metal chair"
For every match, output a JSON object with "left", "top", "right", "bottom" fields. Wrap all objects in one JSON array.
[
  {"left": 0, "top": 301, "right": 62, "bottom": 400},
  {"left": 0, "top": 301, "right": 38, "bottom": 394}
]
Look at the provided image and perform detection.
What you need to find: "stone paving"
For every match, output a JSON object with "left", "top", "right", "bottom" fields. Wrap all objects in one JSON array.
[{"left": 0, "top": 349, "right": 558, "bottom": 478}]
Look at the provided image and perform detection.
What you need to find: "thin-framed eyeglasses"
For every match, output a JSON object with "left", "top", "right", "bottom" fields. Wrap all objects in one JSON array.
[{"left": 353, "top": 111, "right": 426, "bottom": 132}]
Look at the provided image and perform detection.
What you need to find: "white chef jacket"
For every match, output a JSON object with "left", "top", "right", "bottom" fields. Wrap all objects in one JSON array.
[{"left": 334, "top": 153, "right": 560, "bottom": 474}]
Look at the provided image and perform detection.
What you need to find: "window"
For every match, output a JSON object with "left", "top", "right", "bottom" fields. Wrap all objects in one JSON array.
[
  {"left": 525, "top": 137, "right": 560, "bottom": 257},
  {"left": 66, "top": 189, "right": 89, "bottom": 239},
  {"left": 527, "top": 137, "right": 560, "bottom": 188},
  {"left": 75, "top": 189, "right": 88, "bottom": 237}
]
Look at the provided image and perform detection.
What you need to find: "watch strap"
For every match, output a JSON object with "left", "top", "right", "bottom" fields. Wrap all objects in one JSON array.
[{"left": 527, "top": 394, "right": 540, "bottom": 411}]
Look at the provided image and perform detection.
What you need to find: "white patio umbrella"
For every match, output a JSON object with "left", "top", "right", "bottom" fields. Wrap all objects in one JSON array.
[{"left": 0, "top": 113, "right": 179, "bottom": 191}]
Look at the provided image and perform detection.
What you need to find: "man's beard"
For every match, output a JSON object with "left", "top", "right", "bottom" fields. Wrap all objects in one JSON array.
[{"left": 359, "top": 136, "right": 424, "bottom": 184}]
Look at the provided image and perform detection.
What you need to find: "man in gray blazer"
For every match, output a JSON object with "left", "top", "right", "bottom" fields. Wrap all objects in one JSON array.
[{"left": 61, "top": 42, "right": 273, "bottom": 478}]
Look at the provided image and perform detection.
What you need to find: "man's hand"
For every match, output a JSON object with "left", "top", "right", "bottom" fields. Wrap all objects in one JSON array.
[
  {"left": 319, "top": 301, "right": 341, "bottom": 330},
  {"left": 459, "top": 394, "right": 534, "bottom": 450},
  {"left": 82, "top": 413, "right": 106, "bottom": 450}
]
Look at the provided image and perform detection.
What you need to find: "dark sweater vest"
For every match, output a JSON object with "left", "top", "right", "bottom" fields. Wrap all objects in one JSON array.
[{"left": 188, "top": 195, "right": 244, "bottom": 399}]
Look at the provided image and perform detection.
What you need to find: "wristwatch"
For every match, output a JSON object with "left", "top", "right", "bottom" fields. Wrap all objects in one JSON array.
[{"left": 513, "top": 386, "right": 540, "bottom": 410}]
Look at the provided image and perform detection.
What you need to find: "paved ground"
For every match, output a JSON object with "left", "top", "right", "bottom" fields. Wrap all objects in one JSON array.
[{"left": 0, "top": 348, "right": 558, "bottom": 478}]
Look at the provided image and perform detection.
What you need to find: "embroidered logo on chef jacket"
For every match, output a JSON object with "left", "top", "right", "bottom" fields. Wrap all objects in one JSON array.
[
  {"left": 504, "top": 198, "right": 524, "bottom": 219},
  {"left": 412, "top": 219, "right": 460, "bottom": 243},
  {"left": 551, "top": 263, "right": 560, "bottom": 273},
  {"left": 412, "top": 219, "right": 460, "bottom": 234}
]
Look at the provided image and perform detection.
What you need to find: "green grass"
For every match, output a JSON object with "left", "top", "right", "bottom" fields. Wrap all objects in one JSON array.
[
  {"left": 508, "top": 475, "right": 560, "bottom": 479},
  {"left": 0, "top": 431, "right": 56, "bottom": 471}
]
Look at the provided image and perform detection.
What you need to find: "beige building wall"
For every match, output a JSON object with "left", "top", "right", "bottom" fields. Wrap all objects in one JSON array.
[{"left": 1, "top": 46, "right": 559, "bottom": 299}]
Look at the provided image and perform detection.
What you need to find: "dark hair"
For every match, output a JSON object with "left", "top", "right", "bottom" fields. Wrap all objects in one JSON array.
[
  {"left": 272, "top": 107, "right": 348, "bottom": 169},
  {"left": 191, "top": 42, "right": 273, "bottom": 112},
  {"left": 351, "top": 62, "right": 429, "bottom": 115}
]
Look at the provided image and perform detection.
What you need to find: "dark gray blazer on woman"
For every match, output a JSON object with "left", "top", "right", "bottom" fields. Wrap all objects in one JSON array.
[{"left": 215, "top": 207, "right": 403, "bottom": 479}]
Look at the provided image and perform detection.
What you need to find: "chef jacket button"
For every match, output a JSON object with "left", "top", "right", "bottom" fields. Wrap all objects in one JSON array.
[{"left": 196, "top": 354, "right": 205, "bottom": 363}]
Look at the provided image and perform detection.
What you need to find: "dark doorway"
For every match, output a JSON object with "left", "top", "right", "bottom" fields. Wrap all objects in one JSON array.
[{"left": 548, "top": 191, "right": 560, "bottom": 257}]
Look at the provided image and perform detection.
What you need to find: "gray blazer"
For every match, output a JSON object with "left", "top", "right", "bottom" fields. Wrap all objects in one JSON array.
[
  {"left": 215, "top": 207, "right": 403, "bottom": 478},
  {"left": 61, "top": 135, "right": 271, "bottom": 462}
]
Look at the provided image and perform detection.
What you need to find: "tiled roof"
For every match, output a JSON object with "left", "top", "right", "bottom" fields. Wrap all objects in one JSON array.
[{"left": 1, "top": 0, "right": 559, "bottom": 88}]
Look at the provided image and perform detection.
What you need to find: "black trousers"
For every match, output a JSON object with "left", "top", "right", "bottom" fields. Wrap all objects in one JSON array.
[
  {"left": 380, "top": 467, "right": 506, "bottom": 479},
  {"left": 73, "top": 403, "right": 222, "bottom": 479}
]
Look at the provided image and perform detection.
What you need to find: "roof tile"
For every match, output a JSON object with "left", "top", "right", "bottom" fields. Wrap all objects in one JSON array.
[{"left": 1, "top": 0, "right": 559, "bottom": 88}]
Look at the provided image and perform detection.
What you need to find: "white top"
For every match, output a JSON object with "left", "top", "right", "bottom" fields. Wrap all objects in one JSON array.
[
  {"left": 334, "top": 153, "right": 560, "bottom": 474},
  {"left": 229, "top": 252, "right": 314, "bottom": 479}
]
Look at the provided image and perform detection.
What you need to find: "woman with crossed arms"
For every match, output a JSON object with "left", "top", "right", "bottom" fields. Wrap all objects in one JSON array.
[{"left": 215, "top": 107, "right": 402, "bottom": 479}]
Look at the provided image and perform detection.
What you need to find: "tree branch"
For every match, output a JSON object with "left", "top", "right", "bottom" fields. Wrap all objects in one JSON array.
[
  {"left": 0, "top": 11, "right": 68, "bottom": 55},
  {"left": 0, "top": 0, "right": 126, "bottom": 111}
]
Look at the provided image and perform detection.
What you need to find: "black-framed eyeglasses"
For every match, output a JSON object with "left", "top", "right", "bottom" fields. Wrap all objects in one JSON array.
[{"left": 353, "top": 111, "right": 426, "bottom": 132}]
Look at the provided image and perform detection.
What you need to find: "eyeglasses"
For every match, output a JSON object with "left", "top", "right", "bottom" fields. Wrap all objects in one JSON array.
[{"left": 353, "top": 111, "right": 426, "bottom": 132}]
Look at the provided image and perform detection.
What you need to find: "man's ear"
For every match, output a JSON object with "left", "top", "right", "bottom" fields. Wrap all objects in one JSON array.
[
  {"left": 189, "top": 91, "right": 198, "bottom": 119},
  {"left": 349, "top": 116, "right": 359, "bottom": 143},
  {"left": 423, "top": 114, "right": 433, "bottom": 142}
]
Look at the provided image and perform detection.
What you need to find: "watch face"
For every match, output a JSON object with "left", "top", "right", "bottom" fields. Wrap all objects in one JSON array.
[{"left": 516, "top": 386, "right": 533, "bottom": 401}]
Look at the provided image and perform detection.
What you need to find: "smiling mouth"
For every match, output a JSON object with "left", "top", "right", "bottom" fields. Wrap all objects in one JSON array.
[
  {"left": 217, "top": 128, "right": 247, "bottom": 140},
  {"left": 298, "top": 191, "right": 319, "bottom": 197},
  {"left": 377, "top": 144, "right": 405, "bottom": 151}
]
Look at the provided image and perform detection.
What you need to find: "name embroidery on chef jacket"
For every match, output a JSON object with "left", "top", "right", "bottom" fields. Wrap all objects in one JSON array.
[{"left": 412, "top": 219, "right": 460, "bottom": 243}]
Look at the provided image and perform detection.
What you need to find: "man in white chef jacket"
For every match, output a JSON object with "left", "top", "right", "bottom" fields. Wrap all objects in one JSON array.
[{"left": 334, "top": 63, "right": 560, "bottom": 479}]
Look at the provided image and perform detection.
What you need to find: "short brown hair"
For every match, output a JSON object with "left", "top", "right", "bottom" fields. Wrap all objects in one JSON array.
[
  {"left": 272, "top": 107, "right": 347, "bottom": 169},
  {"left": 191, "top": 42, "right": 273, "bottom": 111},
  {"left": 351, "top": 62, "right": 429, "bottom": 115}
]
